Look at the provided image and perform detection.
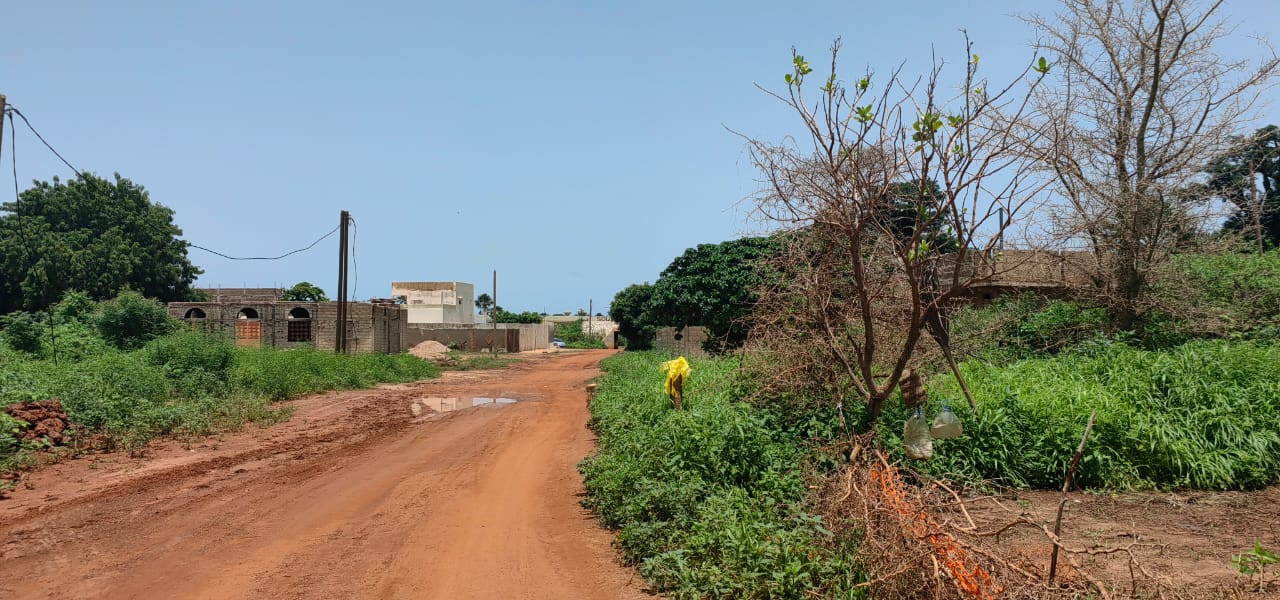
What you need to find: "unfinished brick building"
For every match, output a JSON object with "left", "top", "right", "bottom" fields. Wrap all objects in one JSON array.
[{"left": 168, "top": 288, "right": 403, "bottom": 353}]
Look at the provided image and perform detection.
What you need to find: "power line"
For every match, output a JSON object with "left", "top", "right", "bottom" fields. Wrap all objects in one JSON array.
[
  {"left": 349, "top": 216, "right": 359, "bottom": 301},
  {"left": 6, "top": 106, "right": 82, "bottom": 178},
  {"left": 187, "top": 225, "right": 341, "bottom": 261},
  {"left": 6, "top": 103, "right": 341, "bottom": 262}
]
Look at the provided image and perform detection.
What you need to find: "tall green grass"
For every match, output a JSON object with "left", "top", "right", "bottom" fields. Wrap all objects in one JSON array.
[
  {"left": 878, "top": 340, "right": 1280, "bottom": 490},
  {"left": 1, "top": 329, "right": 439, "bottom": 456},
  {"left": 581, "top": 352, "right": 862, "bottom": 599}
]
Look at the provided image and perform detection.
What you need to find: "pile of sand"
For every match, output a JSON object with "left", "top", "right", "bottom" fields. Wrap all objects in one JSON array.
[{"left": 409, "top": 340, "right": 450, "bottom": 360}]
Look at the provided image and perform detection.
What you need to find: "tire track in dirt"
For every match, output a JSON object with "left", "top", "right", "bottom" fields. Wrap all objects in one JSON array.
[{"left": 0, "top": 350, "right": 652, "bottom": 600}]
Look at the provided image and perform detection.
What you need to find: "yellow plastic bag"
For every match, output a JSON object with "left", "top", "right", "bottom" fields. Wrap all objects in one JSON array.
[
  {"left": 661, "top": 356, "right": 691, "bottom": 409},
  {"left": 903, "top": 408, "right": 933, "bottom": 460}
]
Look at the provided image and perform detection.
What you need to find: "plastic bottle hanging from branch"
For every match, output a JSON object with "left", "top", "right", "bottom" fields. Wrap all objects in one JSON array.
[
  {"left": 931, "top": 404, "right": 963, "bottom": 439},
  {"left": 903, "top": 407, "right": 933, "bottom": 460}
]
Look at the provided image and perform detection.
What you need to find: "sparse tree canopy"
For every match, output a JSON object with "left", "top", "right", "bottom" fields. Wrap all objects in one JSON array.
[
  {"left": 1026, "top": 0, "right": 1279, "bottom": 330},
  {"left": 282, "top": 282, "right": 328, "bottom": 302},
  {"left": 0, "top": 173, "right": 203, "bottom": 314},
  {"left": 745, "top": 38, "right": 1049, "bottom": 424}
]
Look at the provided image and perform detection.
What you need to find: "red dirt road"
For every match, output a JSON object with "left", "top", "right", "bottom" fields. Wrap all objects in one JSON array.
[{"left": 1, "top": 350, "right": 652, "bottom": 599}]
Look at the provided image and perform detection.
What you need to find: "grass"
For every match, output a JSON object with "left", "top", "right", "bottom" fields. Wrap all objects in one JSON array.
[
  {"left": 430, "top": 351, "right": 519, "bottom": 371},
  {"left": 580, "top": 351, "right": 862, "bottom": 599},
  {"left": 1, "top": 329, "right": 440, "bottom": 459},
  {"left": 876, "top": 340, "right": 1280, "bottom": 491}
]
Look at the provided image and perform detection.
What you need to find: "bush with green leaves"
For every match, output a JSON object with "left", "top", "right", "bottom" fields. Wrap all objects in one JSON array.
[
  {"left": 877, "top": 340, "right": 1280, "bottom": 490},
  {"left": 950, "top": 294, "right": 1108, "bottom": 360},
  {"left": 95, "top": 291, "right": 176, "bottom": 350},
  {"left": 554, "top": 319, "right": 606, "bottom": 349},
  {"left": 581, "top": 352, "right": 861, "bottom": 598},
  {"left": 0, "top": 307, "right": 441, "bottom": 454},
  {"left": 229, "top": 346, "right": 439, "bottom": 401},
  {"left": 0, "top": 311, "right": 45, "bottom": 354},
  {"left": 492, "top": 310, "right": 543, "bottom": 324}
]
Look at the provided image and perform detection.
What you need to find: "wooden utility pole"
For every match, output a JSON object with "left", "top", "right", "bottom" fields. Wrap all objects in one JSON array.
[
  {"left": 0, "top": 94, "right": 7, "bottom": 160},
  {"left": 336, "top": 210, "right": 350, "bottom": 353}
]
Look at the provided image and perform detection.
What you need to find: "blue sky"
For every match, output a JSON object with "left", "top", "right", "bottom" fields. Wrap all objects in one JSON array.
[{"left": 4, "top": 1, "right": 1277, "bottom": 314}]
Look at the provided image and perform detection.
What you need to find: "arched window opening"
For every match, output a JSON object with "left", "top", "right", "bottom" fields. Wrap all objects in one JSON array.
[
  {"left": 287, "top": 307, "right": 313, "bottom": 342},
  {"left": 238, "top": 307, "right": 260, "bottom": 320},
  {"left": 184, "top": 308, "right": 206, "bottom": 319}
]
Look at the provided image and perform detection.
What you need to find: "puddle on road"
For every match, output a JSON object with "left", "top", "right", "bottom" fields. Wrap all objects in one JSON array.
[{"left": 409, "top": 396, "right": 519, "bottom": 417}]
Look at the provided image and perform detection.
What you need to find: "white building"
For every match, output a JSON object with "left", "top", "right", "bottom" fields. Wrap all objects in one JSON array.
[{"left": 391, "top": 281, "right": 475, "bottom": 325}]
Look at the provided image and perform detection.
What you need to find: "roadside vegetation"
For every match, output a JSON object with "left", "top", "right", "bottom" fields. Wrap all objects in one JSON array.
[
  {"left": 582, "top": 352, "right": 862, "bottom": 599},
  {"left": 554, "top": 319, "right": 607, "bottom": 349},
  {"left": 1, "top": 291, "right": 439, "bottom": 471}
]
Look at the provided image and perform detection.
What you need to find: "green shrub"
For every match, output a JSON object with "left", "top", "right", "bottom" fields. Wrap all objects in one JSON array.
[
  {"left": 95, "top": 291, "right": 176, "bottom": 350},
  {"left": 555, "top": 319, "right": 606, "bottom": 349},
  {"left": 951, "top": 294, "right": 1107, "bottom": 359},
  {"left": 492, "top": 310, "right": 543, "bottom": 324},
  {"left": 0, "top": 312, "right": 45, "bottom": 354},
  {"left": 230, "top": 347, "right": 438, "bottom": 400},
  {"left": 581, "top": 352, "right": 861, "bottom": 598},
  {"left": 879, "top": 340, "right": 1280, "bottom": 490},
  {"left": 1, "top": 412, "right": 26, "bottom": 457}
]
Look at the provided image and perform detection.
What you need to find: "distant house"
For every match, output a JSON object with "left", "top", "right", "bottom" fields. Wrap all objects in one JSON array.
[{"left": 391, "top": 282, "right": 475, "bottom": 326}]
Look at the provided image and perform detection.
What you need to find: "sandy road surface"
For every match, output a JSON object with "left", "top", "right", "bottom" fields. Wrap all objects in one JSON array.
[{"left": 1, "top": 350, "right": 652, "bottom": 600}]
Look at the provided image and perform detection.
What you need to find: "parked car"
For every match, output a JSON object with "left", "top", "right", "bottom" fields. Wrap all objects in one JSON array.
[{"left": 551, "top": 338, "right": 566, "bottom": 348}]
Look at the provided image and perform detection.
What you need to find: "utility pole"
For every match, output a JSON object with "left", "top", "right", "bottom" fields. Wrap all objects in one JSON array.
[
  {"left": 336, "top": 210, "right": 350, "bottom": 353},
  {"left": 588, "top": 298, "right": 593, "bottom": 344},
  {"left": 0, "top": 94, "right": 7, "bottom": 162},
  {"left": 492, "top": 269, "right": 497, "bottom": 330}
]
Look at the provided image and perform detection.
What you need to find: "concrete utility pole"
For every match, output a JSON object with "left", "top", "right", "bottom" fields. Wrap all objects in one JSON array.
[
  {"left": 492, "top": 270, "right": 497, "bottom": 330},
  {"left": 336, "top": 210, "right": 351, "bottom": 353},
  {"left": 588, "top": 299, "right": 593, "bottom": 343}
]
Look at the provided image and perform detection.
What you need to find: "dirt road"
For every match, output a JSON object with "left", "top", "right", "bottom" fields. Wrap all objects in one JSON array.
[{"left": 1, "top": 350, "right": 652, "bottom": 599}]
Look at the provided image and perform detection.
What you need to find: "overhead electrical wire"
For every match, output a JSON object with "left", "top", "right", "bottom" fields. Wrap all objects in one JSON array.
[
  {"left": 5, "top": 104, "right": 341, "bottom": 262},
  {"left": 349, "top": 216, "right": 359, "bottom": 301}
]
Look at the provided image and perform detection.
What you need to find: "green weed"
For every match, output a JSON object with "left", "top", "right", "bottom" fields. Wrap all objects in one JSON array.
[{"left": 581, "top": 351, "right": 863, "bottom": 598}]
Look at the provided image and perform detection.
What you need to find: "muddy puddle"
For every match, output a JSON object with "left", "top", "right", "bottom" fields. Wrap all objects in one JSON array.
[{"left": 410, "top": 396, "right": 519, "bottom": 417}]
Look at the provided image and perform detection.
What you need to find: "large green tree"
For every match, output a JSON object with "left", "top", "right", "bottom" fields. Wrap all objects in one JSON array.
[
  {"left": 0, "top": 173, "right": 202, "bottom": 313},
  {"left": 646, "top": 236, "right": 779, "bottom": 351},
  {"left": 282, "top": 281, "right": 328, "bottom": 301},
  {"left": 608, "top": 282, "right": 656, "bottom": 350},
  {"left": 1205, "top": 125, "right": 1280, "bottom": 250}
]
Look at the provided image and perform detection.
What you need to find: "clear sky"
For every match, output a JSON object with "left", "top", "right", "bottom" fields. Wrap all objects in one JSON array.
[{"left": 3, "top": 1, "right": 1277, "bottom": 314}]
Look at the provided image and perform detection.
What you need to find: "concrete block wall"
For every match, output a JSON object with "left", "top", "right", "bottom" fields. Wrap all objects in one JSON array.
[
  {"left": 402, "top": 327, "right": 520, "bottom": 353},
  {"left": 653, "top": 326, "right": 710, "bottom": 357},
  {"left": 169, "top": 301, "right": 406, "bottom": 354}
]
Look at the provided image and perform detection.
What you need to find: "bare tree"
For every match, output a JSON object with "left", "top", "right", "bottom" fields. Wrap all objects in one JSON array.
[
  {"left": 1026, "top": 0, "right": 1278, "bottom": 331},
  {"left": 743, "top": 38, "right": 1050, "bottom": 426}
]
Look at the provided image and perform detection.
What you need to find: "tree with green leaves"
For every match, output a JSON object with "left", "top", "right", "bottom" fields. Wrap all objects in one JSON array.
[
  {"left": 0, "top": 173, "right": 202, "bottom": 314},
  {"left": 646, "top": 236, "right": 780, "bottom": 352},
  {"left": 282, "top": 281, "right": 329, "bottom": 301},
  {"left": 608, "top": 283, "right": 657, "bottom": 350},
  {"left": 474, "top": 293, "right": 494, "bottom": 315},
  {"left": 492, "top": 310, "right": 543, "bottom": 324},
  {"left": 1204, "top": 125, "right": 1280, "bottom": 251}
]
